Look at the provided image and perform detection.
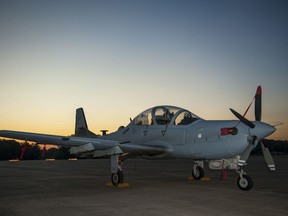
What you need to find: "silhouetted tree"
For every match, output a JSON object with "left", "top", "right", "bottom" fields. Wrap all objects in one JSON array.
[
  {"left": 21, "top": 144, "right": 42, "bottom": 160},
  {"left": 45, "top": 146, "right": 72, "bottom": 159},
  {"left": 0, "top": 139, "right": 22, "bottom": 160},
  {"left": 251, "top": 139, "right": 288, "bottom": 154},
  {"left": 0, "top": 140, "right": 72, "bottom": 160}
]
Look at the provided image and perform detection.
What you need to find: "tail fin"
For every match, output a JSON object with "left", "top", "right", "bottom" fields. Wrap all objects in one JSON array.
[{"left": 75, "top": 108, "right": 98, "bottom": 138}]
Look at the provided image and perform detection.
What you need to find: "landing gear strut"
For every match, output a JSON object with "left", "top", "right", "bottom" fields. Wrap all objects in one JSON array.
[{"left": 192, "top": 161, "right": 204, "bottom": 180}]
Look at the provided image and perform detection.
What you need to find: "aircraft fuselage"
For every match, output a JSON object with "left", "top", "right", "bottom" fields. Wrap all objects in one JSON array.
[{"left": 104, "top": 119, "right": 250, "bottom": 160}]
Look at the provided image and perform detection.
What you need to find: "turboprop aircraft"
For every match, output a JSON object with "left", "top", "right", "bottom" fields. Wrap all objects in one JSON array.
[{"left": 0, "top": 86, "right": 276, "bottom": 191}]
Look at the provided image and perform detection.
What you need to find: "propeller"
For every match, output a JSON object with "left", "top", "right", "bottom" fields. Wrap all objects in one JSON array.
[
  {"left": 237, "top": 136, "right": 257, "bottom": 167},
  {"left": 260, "top": 141, "right": 275, "bottom": 170},
  {"left": 231, "top": 86, "right": 276, "bottom": 171},
  {"left": 255, "top": 85, "right": 262, "bottom": 121},
  {"left": 229, "top": 108, "right": 255, "bottom": 128}
]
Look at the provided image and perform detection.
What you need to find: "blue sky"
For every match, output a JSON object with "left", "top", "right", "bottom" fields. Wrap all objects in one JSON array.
[{"left": 0, "top": 0, "right": 287, "bottom": 140}]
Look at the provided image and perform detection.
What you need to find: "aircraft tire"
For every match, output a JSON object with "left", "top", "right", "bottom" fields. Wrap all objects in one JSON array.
[
  {"left": 192, "top": 166, "right": 204, "bottom": 180},
  {"left": 111, "top": 170, "right": 124, "bottom": 186},
  {"left": 237, "top": 174, "right": 253, "bottom": 191}
]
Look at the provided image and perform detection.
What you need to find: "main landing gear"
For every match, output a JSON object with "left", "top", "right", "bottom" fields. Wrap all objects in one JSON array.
[
  {"left": 110, "top": 154, "right": 128, "bottom": 186},
  {"left": 192, "top": 161, "right": 204, "bottom": 180}
]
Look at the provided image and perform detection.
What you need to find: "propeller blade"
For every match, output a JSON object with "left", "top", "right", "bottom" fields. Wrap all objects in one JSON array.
[
  {"left": 238, "top": 144, "right": 254, "bottom": 167},
  {"left": 261, "top": 141, "right": 275, "bottom": 171},
  {"left": 230, "top": 108, "right": 255, "bottom": 128},
  {"left": 255, "top": 85, "right": 262, "bottom": 121},
  {"left": 238, "top": 136, "right": 257, "bottom": 167}
]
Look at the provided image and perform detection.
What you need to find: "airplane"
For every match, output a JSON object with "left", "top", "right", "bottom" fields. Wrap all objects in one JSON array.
[{"left": 0, "top": 86, "right": 276, "bottom": 191}]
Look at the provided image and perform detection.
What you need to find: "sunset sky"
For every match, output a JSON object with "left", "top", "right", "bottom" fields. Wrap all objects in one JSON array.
[{"left": 0, "top": 0, "right": 287, "bottom": 140}]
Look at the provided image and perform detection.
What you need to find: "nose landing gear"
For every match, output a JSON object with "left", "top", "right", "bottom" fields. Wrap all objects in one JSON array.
[{"left": 236, "top": 168, "right": 253, "bottom": 191}]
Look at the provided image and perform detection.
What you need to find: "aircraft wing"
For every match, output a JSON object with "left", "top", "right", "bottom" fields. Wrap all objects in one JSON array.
[
  {"left": 0, "top": 130, "right": 169, "bottom": 157},
  {"left": 0, "top": 130, "right": 118, "bottom": 148}
]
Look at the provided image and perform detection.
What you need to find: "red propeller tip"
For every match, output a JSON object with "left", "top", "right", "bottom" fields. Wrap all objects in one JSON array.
[{"left": 256, "top": 86, "right": 262, "bottom": 95}]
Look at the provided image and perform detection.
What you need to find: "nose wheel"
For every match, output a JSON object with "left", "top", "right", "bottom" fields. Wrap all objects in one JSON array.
[
  {"left": 237, "top": 174, "right": 253, "bottom": 191},
  {"left": 236, "top": 167, "right": 253, "bottom": 191}
]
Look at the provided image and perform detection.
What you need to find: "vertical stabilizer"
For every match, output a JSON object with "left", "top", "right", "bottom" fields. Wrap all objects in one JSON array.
[{"left": 75, "top": 108, "right": 98, "bottom": 138}]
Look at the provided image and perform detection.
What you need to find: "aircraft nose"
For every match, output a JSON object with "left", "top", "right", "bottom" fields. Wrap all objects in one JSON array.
[{"left": 250, "top": 122, "right": 276, "bottom": 139}]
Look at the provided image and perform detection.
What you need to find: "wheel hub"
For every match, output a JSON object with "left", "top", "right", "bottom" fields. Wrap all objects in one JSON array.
[{"left": 239, "top": 178, "right": 248, "bottom": 188}]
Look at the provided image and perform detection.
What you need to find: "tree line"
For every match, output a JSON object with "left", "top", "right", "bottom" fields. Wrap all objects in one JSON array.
[
  {"left": 0, "top": 139, "right": 287, "bottom": 161},
  {"left": 0, "top": 139, "right": 72, "bottom": 160},
  {"left": 251, "top": 139, "right": 288, "bottom": 155}
]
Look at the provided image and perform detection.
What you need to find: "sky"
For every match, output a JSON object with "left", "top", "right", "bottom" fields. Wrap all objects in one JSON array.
[{"left": 0, "top": 0, "right": 287, "bottom": 140}]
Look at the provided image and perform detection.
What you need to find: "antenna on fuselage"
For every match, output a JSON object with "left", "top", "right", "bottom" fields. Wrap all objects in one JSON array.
[{"left": 100, "top": 130, "right": 108, "bottom": 136}]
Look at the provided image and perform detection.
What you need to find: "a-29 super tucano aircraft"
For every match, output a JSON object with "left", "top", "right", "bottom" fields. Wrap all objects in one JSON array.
[{"left": 0, "top": 86, "right": 276, "bottom": 191}]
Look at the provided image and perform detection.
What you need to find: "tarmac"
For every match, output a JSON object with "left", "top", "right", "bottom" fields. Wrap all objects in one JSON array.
[{"left": 0, "top": 156, "right": 287, "bottom": 216}]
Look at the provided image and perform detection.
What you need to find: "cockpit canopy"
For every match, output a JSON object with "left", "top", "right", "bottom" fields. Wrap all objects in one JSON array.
[{"left": 133, "top": 106, "right": 201, "bottom": 126}]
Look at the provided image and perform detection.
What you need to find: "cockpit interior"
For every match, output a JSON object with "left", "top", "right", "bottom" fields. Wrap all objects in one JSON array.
[{"left": 133, "top": 106, "right": 201, "bottom": 126}]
